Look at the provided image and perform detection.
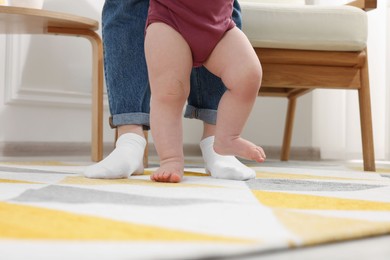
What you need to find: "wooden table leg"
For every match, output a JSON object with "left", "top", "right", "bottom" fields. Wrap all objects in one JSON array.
[{"left": 47, "top": 27, "right": 104, "bottom": 162}]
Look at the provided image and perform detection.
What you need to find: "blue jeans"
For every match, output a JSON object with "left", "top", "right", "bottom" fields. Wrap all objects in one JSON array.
[{"left": 102, "top": 0, "right": 242, "bottom": 130}]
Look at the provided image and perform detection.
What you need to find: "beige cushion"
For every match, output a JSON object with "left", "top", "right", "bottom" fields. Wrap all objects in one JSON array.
[{"left": 240, "top": 2, "right": 368, "bottom": 51}]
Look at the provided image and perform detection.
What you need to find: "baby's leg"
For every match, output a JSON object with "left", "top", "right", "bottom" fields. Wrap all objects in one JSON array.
[
  {"left": 145, "top": 23, "right": 193, "bottom": 183},
  {"left": 204, "top": 27, "right": 266, "bottom": 163}
]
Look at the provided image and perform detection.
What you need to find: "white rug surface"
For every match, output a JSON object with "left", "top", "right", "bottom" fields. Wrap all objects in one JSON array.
[{"left": 1, "top": 162, "right": 390, "bottom": 259}]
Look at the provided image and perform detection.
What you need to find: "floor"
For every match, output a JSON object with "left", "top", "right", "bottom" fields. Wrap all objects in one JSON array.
[
  {"left": 233, "top": 161, "right": 390, "bottom": 260},
  {"left": 1, "top": 155, "right": 390, "bottom": 260}
]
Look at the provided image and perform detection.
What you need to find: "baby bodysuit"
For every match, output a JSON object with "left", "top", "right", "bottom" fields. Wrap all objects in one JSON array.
[{"left": 147, "top": 0, "right": 235, "bottom": 67}]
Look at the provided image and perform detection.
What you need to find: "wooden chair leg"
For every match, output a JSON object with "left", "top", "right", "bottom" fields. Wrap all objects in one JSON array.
[
  {"left": 358, "top": 52, "right": 375, "bottom": 171},
  {"left": 281, "top": 97, "right": 297, "bottom": 161}
]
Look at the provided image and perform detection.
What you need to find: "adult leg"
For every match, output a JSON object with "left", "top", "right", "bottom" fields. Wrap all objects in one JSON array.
[
  {"left": 184, "top": 0, "right": 257, "bottom": 180},
  {"left": 84, "top": 0, "right": 149, "bottom": 179},
  {"left": 204, "top": 27, "right": 266, "bottom": 162},
  {"left": 145, "top": 23, "right": 193, "bottom": 183}
]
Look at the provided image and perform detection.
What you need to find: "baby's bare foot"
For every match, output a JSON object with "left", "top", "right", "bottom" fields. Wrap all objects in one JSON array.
[
  {"left": 214, "top": 137, "right": 266, "bottom": 163},
  {"left": 151, "top": 161, "right": 184, "bottom": 183}
]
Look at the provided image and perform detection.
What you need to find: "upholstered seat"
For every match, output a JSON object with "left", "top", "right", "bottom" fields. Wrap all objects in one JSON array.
[{"left": 241, "top": 3, "right": 367, "bottom": 51}]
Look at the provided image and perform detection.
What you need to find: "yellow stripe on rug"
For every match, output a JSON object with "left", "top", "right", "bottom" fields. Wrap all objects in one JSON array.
[
  {"left": 273, "top": 209, "right": 390, "bottom": 246},
  {"left": 0, "top": 202, "right": 254, "bottom": 243},
  {"left": 0, "top": 179, "right": 40, "bottom": 184},
  {"left": 252, "top": 190, "right": 390, "bottom": 211},
  {"left": 348, "top": 166, "right": 390, "bottom": 173}
]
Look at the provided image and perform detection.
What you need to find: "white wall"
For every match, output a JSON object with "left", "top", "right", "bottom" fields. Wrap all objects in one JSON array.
[
  {"left": 0, "top": 0, "right": 114, "bottom": 145},
  {"left": 0, "top": 0, "right": 314, "bottom": 151},
  {"left": 312, "top": 0, "right": 389, "bottom": 160}
]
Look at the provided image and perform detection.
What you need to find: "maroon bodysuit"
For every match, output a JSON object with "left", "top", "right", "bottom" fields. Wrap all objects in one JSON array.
[{"left": 147, "top": 0, "right": 235, "bottom": 67}]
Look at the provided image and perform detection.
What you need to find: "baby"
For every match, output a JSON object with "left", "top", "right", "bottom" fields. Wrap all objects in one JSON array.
[{"left": 145, "top": 0, "right": 266, "bottom": 183}]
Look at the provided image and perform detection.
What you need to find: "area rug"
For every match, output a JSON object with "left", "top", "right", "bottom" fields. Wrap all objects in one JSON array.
[{"left": 1, "top": 162, "right": 390, "bottom": 259}]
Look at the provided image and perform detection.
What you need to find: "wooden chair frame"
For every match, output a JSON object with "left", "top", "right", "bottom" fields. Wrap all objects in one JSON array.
[
  {"left": 256, "top": 0, "right": 377, "bottom": 171},
  {"left": 0, "top": 6, "right": 104, "bottom": 162}
]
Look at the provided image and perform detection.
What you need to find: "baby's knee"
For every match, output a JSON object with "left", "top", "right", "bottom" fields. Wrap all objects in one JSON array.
[
  {"left": 245, "top": 64, "right": 262, "bottom": 91},
  {"left": 152, "top": 76, "right": 189, "bottom": 103},
  {"left": 234, "top": 66, "right": 262, "bottom": 99}
]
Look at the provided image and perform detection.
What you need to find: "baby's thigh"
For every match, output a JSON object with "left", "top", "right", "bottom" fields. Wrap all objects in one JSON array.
[
  {"left": 204, "top": 27, "right": 261, "bottom": 83},
  {"left": 145, "top": 23, "right": 193, "bottom": 81}
]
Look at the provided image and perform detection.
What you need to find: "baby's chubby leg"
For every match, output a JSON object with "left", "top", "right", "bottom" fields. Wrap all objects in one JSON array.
[
  {"left": 145, "top": 22, "right": 193, "bottom": 183},
  {"left": 204, "top": 27, "right": 266, "bottom": 163}
]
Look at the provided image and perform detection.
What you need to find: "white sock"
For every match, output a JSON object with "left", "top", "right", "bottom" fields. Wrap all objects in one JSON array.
[
  {"left": 200, "top": 136, "right": 256, "bottom": 181},
  {"left": 83, "top": 133, "right": 146, "bottom": 179}
]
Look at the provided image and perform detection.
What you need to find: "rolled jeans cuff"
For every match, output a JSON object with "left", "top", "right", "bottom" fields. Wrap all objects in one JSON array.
[
  {"left": 184, "top": 105, "right": 217, "bottom": 125},
  {"left": 109, "top": 113, "right": 150, "bottom": 130}
]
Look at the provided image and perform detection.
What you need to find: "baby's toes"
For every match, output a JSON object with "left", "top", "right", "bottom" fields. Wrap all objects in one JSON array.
[{"left": 251, "top": 147, "right": 266, "bottom": 162}]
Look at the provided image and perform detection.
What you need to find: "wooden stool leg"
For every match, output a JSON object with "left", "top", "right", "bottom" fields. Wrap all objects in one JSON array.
[
  {"left": 115, "top": 127, "right": 119, "bottom": 142},
  {"left": 88, "top": 32, "right": 104, "bottom": 162},
  {"left": 359, "top": 52, "right": 375, "bottom": 171},
  {"left": 281, "top": 97, "right": 297, "bottom": 161},
  {"left": 143, "top": 130, "right": 149, "bottom": 168},
  {"left": 47, "top": 27, "right": 104, "bottom": 162}
]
